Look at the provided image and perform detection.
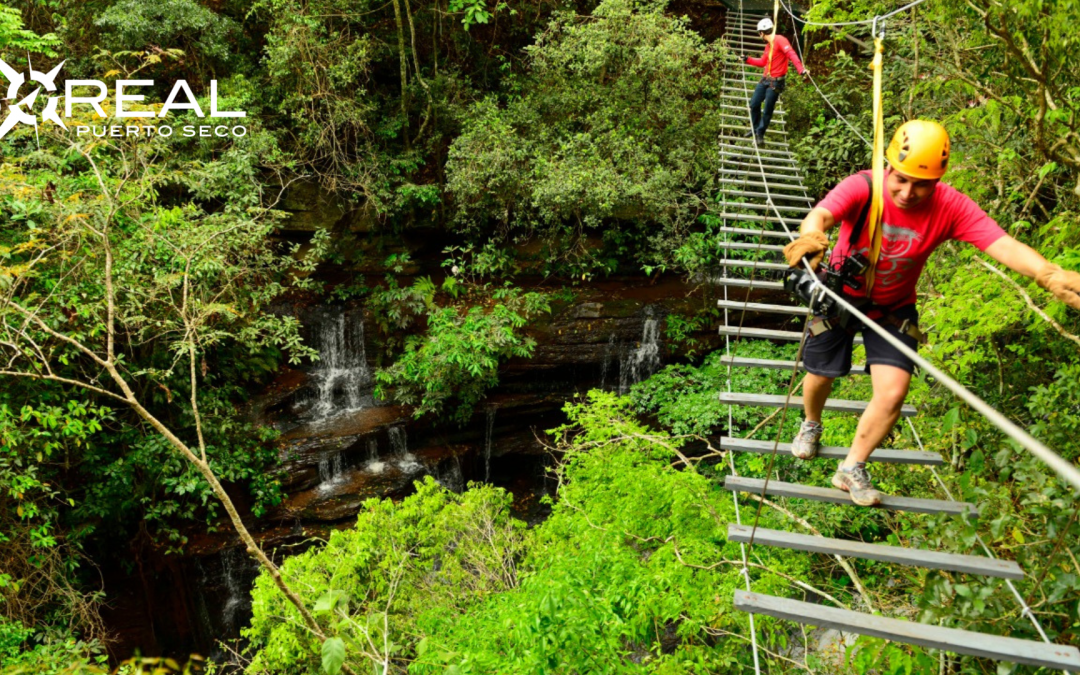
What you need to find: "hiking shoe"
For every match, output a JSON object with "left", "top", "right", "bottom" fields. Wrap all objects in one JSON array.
[
  {"left": 754, "top": 133, "right": 765, "bottom": 145},
  {"left": 790, "top": 420, "right": 823, "bottom": 459},
  {"left": 831, "top": 463, "right": 883, "bottom": 506}
]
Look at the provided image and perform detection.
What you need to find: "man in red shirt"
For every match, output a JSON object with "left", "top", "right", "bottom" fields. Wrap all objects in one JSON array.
[
  {"left": 745, "top": 17, "right": 807, "bottom": 144},
  {"left": 782, "top": 120, "right": 1080, "bottom": 506}
]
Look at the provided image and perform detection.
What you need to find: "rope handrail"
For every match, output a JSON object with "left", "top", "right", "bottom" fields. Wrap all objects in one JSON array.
[{"left": 775, "top": 0, "right": 931, "bottom": 29}]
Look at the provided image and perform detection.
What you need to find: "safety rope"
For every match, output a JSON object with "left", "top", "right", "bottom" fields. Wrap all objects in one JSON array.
[
  {"left": 784, "top": 7, "right": 872, "bottom": 148},
  {"left": 778, "top": 0, "right": 932, "bottom": 29},
  {"left": 864, "top": 32, "right": 886, "bottom": 290}
]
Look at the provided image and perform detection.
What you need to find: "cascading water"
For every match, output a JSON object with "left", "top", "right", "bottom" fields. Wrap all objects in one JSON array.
[
  {"left": 388, "top": 426, "right": 420, "bottom": 471},
  {"left": 220, "top": 547, "right": 255, "bottom": 635},
  {"left": 389, "top": 426, "right": 408, "bottom": 457},
  {"left": 317, "top": 452, "right": 347, "bottom": 492},
  {"left": 600, "top": 334, "right": 617, "bottom": 390},
  {"left": 309, "top": 308, "right": 373, "bottom": 419},
  {"left": 484, "top": 408, "right": 496, "bottom": 482},
  {"left": 619, "top": 313, "right": 661, "bottom": 394},
  {"left": 435, "top": 455, "right": 465, "bottom": 493}
]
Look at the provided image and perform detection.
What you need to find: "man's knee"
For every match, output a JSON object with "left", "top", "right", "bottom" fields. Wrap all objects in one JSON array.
[{"left": 871, "top": 381, "right": 910, "bottom": 413}]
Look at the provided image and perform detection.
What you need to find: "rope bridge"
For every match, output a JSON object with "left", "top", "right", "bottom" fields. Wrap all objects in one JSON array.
[{"left": 714, "top": 7, "right": 1080, "bottom": 673}]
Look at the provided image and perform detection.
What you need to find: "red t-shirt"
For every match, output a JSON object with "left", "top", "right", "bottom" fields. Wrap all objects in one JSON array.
[
  {"left": 817, "top": 170, "right": 1006, "bottom": 307},
  {"left": 746, "top": 35, "right": 805, "bottom": 78}
]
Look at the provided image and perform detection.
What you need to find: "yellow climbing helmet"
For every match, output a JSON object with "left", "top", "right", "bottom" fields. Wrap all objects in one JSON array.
[{"left": 886, "top": 120, "right": 950, "bottom": 180}]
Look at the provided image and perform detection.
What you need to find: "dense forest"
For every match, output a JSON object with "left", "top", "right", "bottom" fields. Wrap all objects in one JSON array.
[{"left": 0, "top": 0, "right": 1078, "bottom": 673}]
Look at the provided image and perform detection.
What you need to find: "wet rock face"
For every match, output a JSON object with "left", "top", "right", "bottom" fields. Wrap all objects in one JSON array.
[{"left": 112, "top": 190, "right": 758, "bottom": 663}]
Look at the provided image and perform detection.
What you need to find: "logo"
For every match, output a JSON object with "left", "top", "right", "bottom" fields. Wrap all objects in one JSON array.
[
  {"left": 0, "top": 58, "right": 66, "bottom": 139},
  {"left": 0, "top": 58, "right": 247, "bottom": 141}
]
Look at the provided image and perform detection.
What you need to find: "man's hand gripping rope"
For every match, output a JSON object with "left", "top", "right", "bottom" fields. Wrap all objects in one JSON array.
[
  {"left": 782, "top": 231, "right": 829, "bottom": 270},
  {"left": 1036, "top": 262, "right": 1080, "bottom": 310}
]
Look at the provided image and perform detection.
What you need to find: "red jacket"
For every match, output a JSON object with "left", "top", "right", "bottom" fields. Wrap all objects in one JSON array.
[{"left": 746, "top": 35, "right": 805, "bottom": 78}]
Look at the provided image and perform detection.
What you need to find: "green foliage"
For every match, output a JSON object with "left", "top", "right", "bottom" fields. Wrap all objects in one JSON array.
[
  {"left": 446, "top": 0, "right": 726, "bottom": 276},
  {"left": 243, "top": 478, "right": 528, "bottom": 674},
  {"left": 245, "top": 392, "right": 808, "bottom": 674},
  {"left": 0, "top": 617, "right": 105, "bottom": 675},
  {"left": 0, "top": 3, "right": 60, "bottom": 57},
  {"left": 375, "top": 285, "right": 551, "bottom": 422},
  {"left": 94, "top": 0, "right": 239, "bottom": 75}
]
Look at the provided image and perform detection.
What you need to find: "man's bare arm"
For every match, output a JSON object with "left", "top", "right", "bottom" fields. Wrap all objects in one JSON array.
[
  {"left": 983, "top": 235, "right": 1048, "bottom": 278},
  {"left": 800, "top": 207, "right": 836, "bottom": 236}
]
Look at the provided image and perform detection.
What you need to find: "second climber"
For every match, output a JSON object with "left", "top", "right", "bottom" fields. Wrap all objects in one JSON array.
[{"left": 745, "top": 17, "right": 807, "bottom": 145}]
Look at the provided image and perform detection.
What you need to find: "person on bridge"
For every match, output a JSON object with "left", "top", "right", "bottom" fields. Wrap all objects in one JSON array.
[
  {"left": 782, "top": 119, "right": 1080, "bottom": 506},
  {"left": 745, "top": 17, "right": 807, "bottom": 145}
]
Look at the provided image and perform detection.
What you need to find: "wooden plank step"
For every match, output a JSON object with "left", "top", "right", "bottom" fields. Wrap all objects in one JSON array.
[
  {"left": 719, "top": 142, "right": 795, "bottom": 158},
  {"left": 718, "top": 132, "right": 794, "bottom": 146},
  {"left": 716, "top": 201, "right": 808, "bottom": 214},
  {"left": 716, "top": 259, "right": 790, "bottom": 270},
  {"left": 733, "top": 591, "right": 1080, "bottom": 671},
  {"left": 718, "top": 160, "right": 802, "bottom": 174},
  {"left": 718, "top": 123, "right": 788, "bottom": 135},
  {"left": 719, "top": 172, "right": 804, "bottom": 186},
  {"left": 715, "top": 227, "right": 792, "bottom": 239},
  {"left": 719, "top": 325, "right": 816, "bottom": 341},
  {"left": 718, "top": 139, "right": 795, "bottom": 154},
  {"left": 716, "top": 300, "right": 805, "bottom": 315},
  {"left": 715, "top": 241, "right": 785, "bottom": 252},
  {"left": 724, "top": 476, "right": 978, "bottom": 518},
  {"left": 711, "top": 278, "right": 785, "bottom": 291},
  {"left": 717, "top": 437, "right": 941, "bottom": 465},
  {"left": 719, "top": 355, "right": 867, "bottom": 374},
  {"left": 719, "top": 104, "right": 787, "bottom": 116},
  {"left": 716, "top": 212, "right": 803, "bottom": 226},
  {"left": 718, "top": 188, "right": 813, "bottom": 203},
  {"left": 718, "top": 392, "right": 917, "bottom": 416},
  {"left": 718, "top": 326, "right": 863, "bottom": 344},
  {"left": 717, "top": 176, "right": 808, "bottom": 192},
  {"left": 728, "top": 525, "right": 1018, "bottom": 577},
  {"left": 719, "top": 152, "right": 801, "bottom": 167}
]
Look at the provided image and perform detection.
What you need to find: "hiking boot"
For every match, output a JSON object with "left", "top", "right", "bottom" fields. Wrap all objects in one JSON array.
[
  {"left": 831, "top": 463, "right": 883, "bottom": 506},
  {"left": 754, "top": 133, "right": 765, "bottom": 145},
  {"left": 790, "top": 420, "right": 823, "bottom": 459}
]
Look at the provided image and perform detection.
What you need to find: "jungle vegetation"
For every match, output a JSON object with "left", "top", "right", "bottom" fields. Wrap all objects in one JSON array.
[{"left": 0, "top": 0, "right": 1077, "bottom": 673}]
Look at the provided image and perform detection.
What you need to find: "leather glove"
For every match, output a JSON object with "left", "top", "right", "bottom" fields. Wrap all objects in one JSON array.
[
  {"left": 1036, "top": 262, "right": 1080, "bottom": 310},
  {"left": 783, "top": 231, "right": 830, "bottom": 270}
]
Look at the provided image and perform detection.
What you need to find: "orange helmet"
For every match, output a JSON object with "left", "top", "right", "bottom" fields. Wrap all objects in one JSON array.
[{"left": 886, "top": 120, "right": 950, "bottom": 180}]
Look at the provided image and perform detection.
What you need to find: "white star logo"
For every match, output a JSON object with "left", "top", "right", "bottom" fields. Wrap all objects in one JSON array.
[{"left": 0, "top": 58, "right": 66, "bottom": 140}]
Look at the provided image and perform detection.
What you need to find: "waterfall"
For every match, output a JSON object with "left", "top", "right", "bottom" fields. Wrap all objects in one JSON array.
[
  {"left": 435, "top": 455, "right": 464, "bottom": 493},
  {"left": 310, "top": 309, "right": 372, "bottom": 418},
  {"left": 388, "top": 426, "right": 419, "bottom": 471},
  {"left": 389, "top": 426, "right": 408, "bottom": 457},
  {"left": 219, "top": 548, "right": 253, "bottom": 635},
  {"left": 600, "top": 334, "right": 617, "bottom": 390},
  {"left": 317, "top": 452, "right": 347, "bottom": 492},
  {"left": 619, "top": 314, "right": 661, "bottom": 394},
  {"left": 484, "top": 408, "right": 496, "bottom": 482},
  {"left": 366, "top": 438, "right": 379, "bottom": 462}
]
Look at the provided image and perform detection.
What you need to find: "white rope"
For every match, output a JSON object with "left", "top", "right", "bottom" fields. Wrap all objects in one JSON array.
[
  {"left": 906, "top": 418, "right": 1069, "bottom": 675},
  {"left": 782, "top": 9, "right": 872, "bottom": 148},
  {"left": 775, "top": 0, "right": 932, "bottom": 29}
]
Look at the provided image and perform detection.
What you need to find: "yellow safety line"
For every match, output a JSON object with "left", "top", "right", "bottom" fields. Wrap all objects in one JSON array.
[{"left": 865, "top": 36, "right": 885, "bottom": 290}]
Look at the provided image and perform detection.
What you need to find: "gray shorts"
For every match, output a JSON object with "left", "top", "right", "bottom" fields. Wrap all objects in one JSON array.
[{"left": 802, "top": 304, "right": 919, "bottom": 378}]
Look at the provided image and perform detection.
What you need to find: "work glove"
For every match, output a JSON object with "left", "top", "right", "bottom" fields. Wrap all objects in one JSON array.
[
  {"left": 783, "top": 231, "right": 830, "bottom": 271},
  {"left": 1036, "top": 262, "right": 1080, "bottom": 310}
]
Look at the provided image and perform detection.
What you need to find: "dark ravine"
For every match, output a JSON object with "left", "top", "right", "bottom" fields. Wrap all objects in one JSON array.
[{"left": 101, "top": 178, "right": 791, "bottom": 665}]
